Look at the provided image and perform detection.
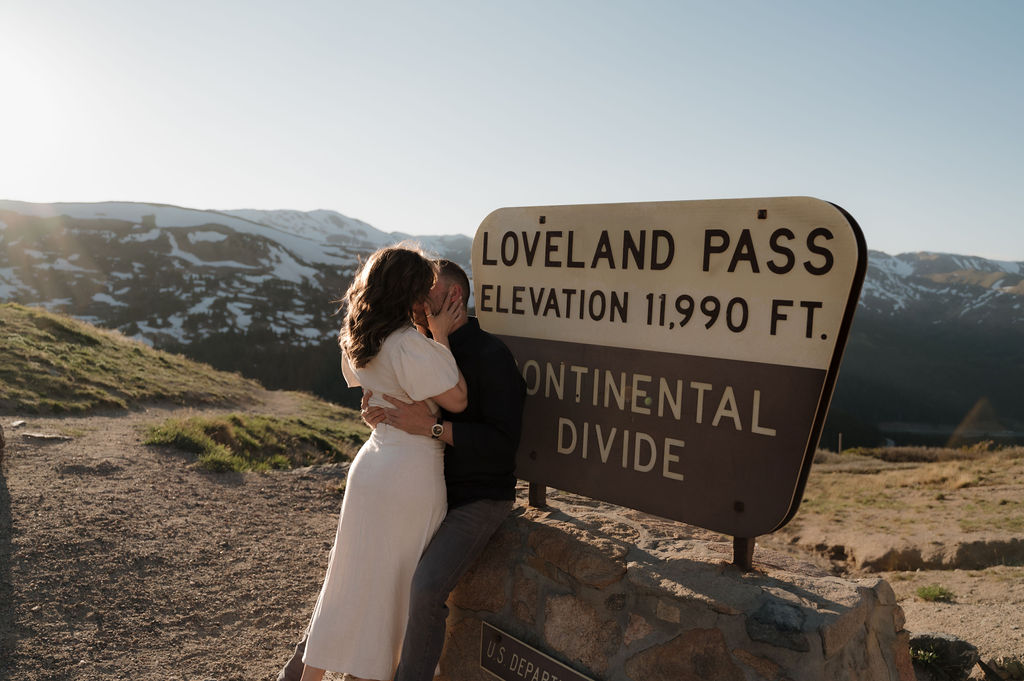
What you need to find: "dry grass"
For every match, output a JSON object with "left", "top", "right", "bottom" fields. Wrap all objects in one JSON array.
[{"left": 798, "top": 446, "right": 1024, "bottom": 536}]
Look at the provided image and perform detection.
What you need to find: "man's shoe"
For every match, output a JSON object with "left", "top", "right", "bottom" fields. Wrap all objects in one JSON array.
[{"left": 277, "top": 638, "right": 307, "bottom": 681}]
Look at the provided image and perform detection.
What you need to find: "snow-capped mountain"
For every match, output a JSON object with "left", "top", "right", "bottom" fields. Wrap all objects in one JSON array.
[
  {"left": 222, "top": 208, "right": 472, "bottom": 260},
  {"left": 0, "top": 200, "right": 472, "bottom": 347},
  {"left": 861, "top": 250, "right": 1023, "bottom": 325},
  {"left": 2, "top": 199, "right": 1022, "bottom": 441},
  {"left": 3, "top": 199, "right": 1020, "bottom": 342},
  {"left": 830, "top": 251, "right": 1024, "bottom": 446}
]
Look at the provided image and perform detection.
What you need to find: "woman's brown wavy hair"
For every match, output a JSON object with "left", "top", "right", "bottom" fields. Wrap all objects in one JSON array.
[{"left": 339, "top": 245, "right": 436, "bottom": 368}]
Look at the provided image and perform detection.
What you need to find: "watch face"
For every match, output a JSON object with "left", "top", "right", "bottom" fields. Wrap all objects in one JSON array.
[{"left": 431, "top": 423, "right": 444, "bottom": 438}]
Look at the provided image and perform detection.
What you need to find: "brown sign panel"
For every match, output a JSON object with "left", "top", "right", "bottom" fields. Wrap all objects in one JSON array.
[
  {"left": 480, "top": 621, "right": 595, "bottom": 681},
  {"left": 472, "top": 197, "right": 866, "bottom": 537}
]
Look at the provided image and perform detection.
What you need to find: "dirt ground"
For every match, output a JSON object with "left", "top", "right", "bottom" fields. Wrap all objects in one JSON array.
[
  {"left": 1, "top": 397, "right": 1021, "bottom": 680},
  {"left": 0, "top": 394, "right": 347, "bottom": 681}
]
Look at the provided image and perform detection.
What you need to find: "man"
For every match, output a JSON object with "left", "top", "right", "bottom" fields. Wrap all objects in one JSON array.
[{"left": 278, "top": 259, "right": 526, "bottom": 681}]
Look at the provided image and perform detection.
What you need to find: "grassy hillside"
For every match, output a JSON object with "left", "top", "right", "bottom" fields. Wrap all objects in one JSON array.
[{"left": 0, "top": 303, "right": 263, "bottom": 413}]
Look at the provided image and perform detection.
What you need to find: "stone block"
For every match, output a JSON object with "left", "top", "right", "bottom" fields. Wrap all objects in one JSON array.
[
  {"left": 892, "top": 605, "right": 906, "bottom": 633},
  {"left": 892, "top": 631, "right": 916, "bottom": 681},
  {"left": 823, "top": 626, "right": 871, "bottom": 681},
  {"left": 512, "top": 599, "right": 533, "bottom": 627},
  {"left": 862, "top": 616, "right": 893, "bottom": 681},
  {"left": 439, "top": 613, "right": 489, "bottom": 681},
  {"left": 624, "top": 613, "right": 654, "bottom": 646},
  {"left": 819, "top": 597, "right": 867, "bottom": 659},
  {"left": 512, "top": 568, "right": 538, "bottom": 626},
  {"left": 543, "top": 594, "right": 621, "bottom": 676},
  {"left": 438, "top": 496, "right": 913, "bottom": 681},
  {"left": 732, "top": 648, "right": 789, "bottom": 681},
  {"left": 528, "top": 524, "right": 626, "bottom": 588},
  {"left": 655, "top": 599, "right": 681, "bottom": 623},
  {"left": 747, "top": 597, "right": 810, "bottom": 652},
  {"left": 451, "top": 526, "right": 519, "bottom": 612},
  {"left": 856, "top": 577, "right": 897, "bottom": 606},
  {"left": 604, "top": 592, "right": 626, "bottom": 612},
  {"left": 624, "top": 628, "right": 746, "bottom": 681}
]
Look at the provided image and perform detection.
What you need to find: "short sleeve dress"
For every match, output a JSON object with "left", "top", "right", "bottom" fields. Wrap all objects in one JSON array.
[{"left": 302, "top": 326, "right": 459, "bottom": 678}]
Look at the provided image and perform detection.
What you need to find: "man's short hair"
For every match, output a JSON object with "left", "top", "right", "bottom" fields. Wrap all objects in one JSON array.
[{"left": 437, "top": 259, "right": 471, "bottom": 307}]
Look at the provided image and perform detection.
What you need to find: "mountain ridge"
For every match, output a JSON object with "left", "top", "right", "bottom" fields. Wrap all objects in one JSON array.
[{"left": 2, "top": 199, "right": 1021, "bottom": 444}]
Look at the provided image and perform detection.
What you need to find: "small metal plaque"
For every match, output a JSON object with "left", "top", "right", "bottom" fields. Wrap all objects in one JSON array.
[{"left": 480, "top": 621, "right": 595, "bottom": 681}]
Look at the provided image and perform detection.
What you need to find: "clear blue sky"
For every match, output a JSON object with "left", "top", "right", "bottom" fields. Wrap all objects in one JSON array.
[{"left": 2, "top": 0, "right": 1022, "bottom": 259}]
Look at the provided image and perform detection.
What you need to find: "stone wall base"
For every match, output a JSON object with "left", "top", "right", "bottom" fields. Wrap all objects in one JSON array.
[{"left": 438, "top": 488, "right": 913, "bottom": 681}]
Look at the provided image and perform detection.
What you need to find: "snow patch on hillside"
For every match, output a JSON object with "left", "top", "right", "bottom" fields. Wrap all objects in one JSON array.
[
  {"left": 0, "top": 200, "right": 353, "bottom": 268},
  {"left": 187, "top": 231, "right": 229, "bottom": 243},
  {"left": 166, "top": 233, "right": 257, "bottom": 270},
  {"left": 93, "top": 293, "right": 127, "bottom": 307},
  {"left": 0, "top": 266, "right": 24, "bottom": 297},
  {"left": 50, "top": 258, "right": 90, "bottom": 272},
  {"left": 225, "top": 208, "right": 471, "bottom": 258},
  {"left": 869, "top": 251, "right": 915, "bottom": 277},
  {"left": 124, "top": 228, "right": 163, "bottom": 243},
  {"left": 189, "top": 297, "right": 219, "bottom": 315},
  {"left": 226, "top": 208, "right": 386, "bottom": 243},
  {"left": 266, "top": 244, "right": 320, "bottom": 284}
]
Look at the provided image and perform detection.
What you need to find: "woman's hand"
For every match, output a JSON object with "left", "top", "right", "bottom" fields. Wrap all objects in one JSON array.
[
  {"left": 360, "top": 389, "right": 387, "bottom": 429},
  {"left": 427, "top": 288, "right": 463, "bottom": 348},
  {"left": 412, "top": 302, "right": 430, "bottom": 337}
]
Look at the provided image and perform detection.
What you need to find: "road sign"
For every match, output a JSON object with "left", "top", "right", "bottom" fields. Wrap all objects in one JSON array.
[{"left": 472, "top": 197, "right": 866, "bottom": 539}]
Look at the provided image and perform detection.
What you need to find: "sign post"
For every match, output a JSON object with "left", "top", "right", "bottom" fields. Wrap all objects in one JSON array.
[{"left": 472, "top": 197, "right": 865, "bottom": 568}]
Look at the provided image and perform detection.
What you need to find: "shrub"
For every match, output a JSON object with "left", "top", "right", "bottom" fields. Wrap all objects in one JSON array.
[{"left": 916, "top": 584, "right": 955, "bottom": 602}]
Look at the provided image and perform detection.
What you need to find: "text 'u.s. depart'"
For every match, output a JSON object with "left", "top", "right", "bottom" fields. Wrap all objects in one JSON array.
[{"left": 472, "top": 197, "right": 866, "bottom": 538}]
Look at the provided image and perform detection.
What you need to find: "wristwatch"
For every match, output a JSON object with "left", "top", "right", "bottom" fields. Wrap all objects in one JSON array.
[{"left": 431, "top": 418, "right": 444, "bottom": 440}]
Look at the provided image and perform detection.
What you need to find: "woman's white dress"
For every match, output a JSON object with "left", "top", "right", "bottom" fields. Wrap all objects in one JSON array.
[{"left": 302, "top": 326, "right": 459, "bottom": 678}]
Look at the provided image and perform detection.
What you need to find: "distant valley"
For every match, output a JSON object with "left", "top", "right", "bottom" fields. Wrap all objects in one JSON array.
[{"left": 2, "top": 199, "right": 1022, "bottom": 446}]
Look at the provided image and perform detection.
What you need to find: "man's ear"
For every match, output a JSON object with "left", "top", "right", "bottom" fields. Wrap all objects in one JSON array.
[{"left": 450, "top": 284, "right": 463, "bottom": 304}]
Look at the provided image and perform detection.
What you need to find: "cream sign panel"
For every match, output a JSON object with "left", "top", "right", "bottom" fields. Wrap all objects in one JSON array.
[{"left": 472, "top": 197, "right": 866, "bottom": 538}]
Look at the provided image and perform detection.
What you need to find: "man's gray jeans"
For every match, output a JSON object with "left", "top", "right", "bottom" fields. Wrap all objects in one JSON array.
[{"left": 277, "top": 498, "right": 513, "bottom": 681}]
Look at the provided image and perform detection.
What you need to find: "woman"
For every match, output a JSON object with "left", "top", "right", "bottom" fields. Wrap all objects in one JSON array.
[{"left": 299, "top": 246, "right": 467, "bottom": 681}]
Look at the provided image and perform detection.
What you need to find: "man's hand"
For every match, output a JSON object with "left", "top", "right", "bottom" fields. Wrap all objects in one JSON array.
[{"left": 361, "top": 390, "right": 437, "bottom": 437}]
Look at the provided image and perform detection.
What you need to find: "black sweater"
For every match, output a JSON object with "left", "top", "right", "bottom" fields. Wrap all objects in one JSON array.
[{"left": 443, "top": 317, "right": 526, "bottom": 508}]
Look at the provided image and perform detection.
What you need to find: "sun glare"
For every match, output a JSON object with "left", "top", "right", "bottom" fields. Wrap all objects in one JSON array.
[{"left": 0, "top": 23, "right": 78, "bottom": 198}]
